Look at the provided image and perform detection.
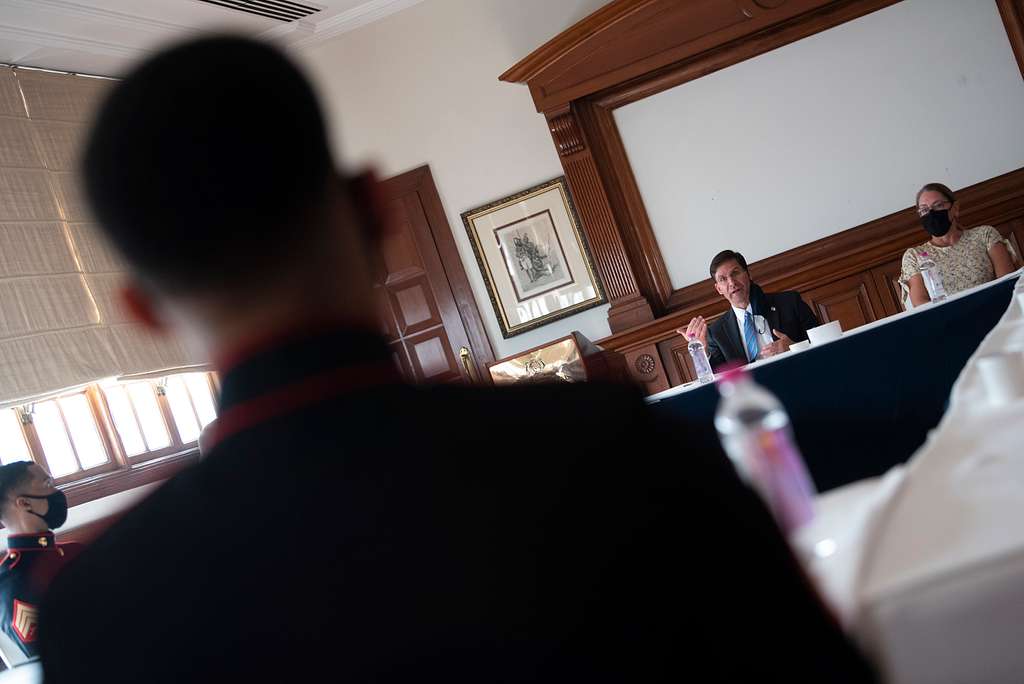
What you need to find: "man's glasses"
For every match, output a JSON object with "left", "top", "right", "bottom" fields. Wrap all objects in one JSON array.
[{"left": 917, "top": 200, "right": 951, "bottom": 217}]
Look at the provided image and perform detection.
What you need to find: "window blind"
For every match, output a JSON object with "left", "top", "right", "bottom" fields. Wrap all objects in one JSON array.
[{"left": 0, "top": 66, "right": 204, "bottom": 408}]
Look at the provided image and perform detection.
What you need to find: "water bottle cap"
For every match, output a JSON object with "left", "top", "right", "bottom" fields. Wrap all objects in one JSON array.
[
  {"left": 716, "top": 362, "right": 748, "bottom": 388},
  {"left": 687, "top": 333, "right": 695, "bottom": 340},
  {"left": 919, "top": 251, "right": 929, "bottom": 257}
]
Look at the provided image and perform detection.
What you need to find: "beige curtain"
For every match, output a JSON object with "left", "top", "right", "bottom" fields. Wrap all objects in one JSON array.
[{"left": 0, "top": 66, "right": 204, "bottom": 408}]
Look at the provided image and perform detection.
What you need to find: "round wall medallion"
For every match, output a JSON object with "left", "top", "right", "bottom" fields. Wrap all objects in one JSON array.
[{"left": 634, "top": 354, "right": 657, "bottom": 376}]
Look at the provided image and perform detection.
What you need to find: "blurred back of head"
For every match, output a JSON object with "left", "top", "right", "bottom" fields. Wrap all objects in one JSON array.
[{"left": 83, "top": 37, "right": 332, "bottom": 295}]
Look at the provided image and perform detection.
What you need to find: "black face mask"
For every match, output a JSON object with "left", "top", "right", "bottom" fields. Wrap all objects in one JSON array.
[
  {"left": 20, "top": 490, "right": 68, "bottom": 530},
  {"left": 921, "top": 209, "right": 952, "bottom": 237}
]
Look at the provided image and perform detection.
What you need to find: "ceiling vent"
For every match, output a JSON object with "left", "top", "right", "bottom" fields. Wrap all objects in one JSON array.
[{"left": 196, "top": 0, "right": 322, "bottom": 23}]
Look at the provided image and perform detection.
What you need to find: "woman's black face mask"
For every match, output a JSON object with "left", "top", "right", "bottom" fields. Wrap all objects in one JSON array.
[{"left": 921, "top": 209, "right": 952, "bottom": 237}]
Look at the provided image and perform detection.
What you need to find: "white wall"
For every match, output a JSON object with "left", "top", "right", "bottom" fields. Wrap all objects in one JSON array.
[
  {"left": 615, "top": 0, "right": 1024, "bottom": 289},
  {"left": 299, "top": 0, "right": 611, "bottom": 359},
  {"left": 0, "top": 481, "right": 158, "bottom": 549}
]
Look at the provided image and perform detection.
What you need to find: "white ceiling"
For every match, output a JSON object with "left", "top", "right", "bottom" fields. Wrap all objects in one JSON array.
[{"left": 0, "top": 0, "right": 427, "bottom": 76}]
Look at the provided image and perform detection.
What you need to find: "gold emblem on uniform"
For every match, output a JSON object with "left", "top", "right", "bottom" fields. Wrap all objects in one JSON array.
[
  {"left": 37, "top": 536, "right": 47, "bottom": 548},
  {"left": 12, "top": 600, "right": 38, "bottom": 643}
]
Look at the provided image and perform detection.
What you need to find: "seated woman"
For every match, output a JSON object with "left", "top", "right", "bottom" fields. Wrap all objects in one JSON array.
[{"left": 901, "top": 182, "right": 1018, "bottom": 307}]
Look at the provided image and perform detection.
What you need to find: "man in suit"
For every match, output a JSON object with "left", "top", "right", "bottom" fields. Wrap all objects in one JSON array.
[
  {"left": 680, "top": 250, "right": 819, "bottom": 370},
  {"left": 38, "top": 38, "right": 874, "bottom": 682}
]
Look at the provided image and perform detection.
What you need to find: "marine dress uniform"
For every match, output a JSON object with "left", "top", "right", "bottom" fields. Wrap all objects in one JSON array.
[{"left": 0, "top": 532, "right": 80, "bottom": 656}]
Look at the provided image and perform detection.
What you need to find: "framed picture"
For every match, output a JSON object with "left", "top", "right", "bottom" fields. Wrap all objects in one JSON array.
[{"left": 461, "top": 177, "right": 606, "bottom": 338}]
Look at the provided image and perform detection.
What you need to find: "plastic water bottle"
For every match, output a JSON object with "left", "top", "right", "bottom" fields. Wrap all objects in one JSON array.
[
  {"left": 714, "top": 368, "right": 815, "bottom": 533},
  {"left": 687, "top": 334, "right": 715, "bottom": 384},
  {"left": 918, "top": 251, "right": 947, "bottom": 303}
]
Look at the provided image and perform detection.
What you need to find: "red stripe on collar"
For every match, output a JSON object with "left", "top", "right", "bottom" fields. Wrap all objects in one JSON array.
[{"left": 208, "top": 360, "right": 402, "bottom": 451}]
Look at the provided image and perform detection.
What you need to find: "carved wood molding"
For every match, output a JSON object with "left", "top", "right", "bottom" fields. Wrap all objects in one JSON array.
[
  {"left": 546, "top": 108, "right": 654, "bottom": 331},
  {"left": 997, "top": 0, "right": 1024, "bottom": 80},
  {"left": 597, "top": 166, "right": 1024, "bottom": 354},
  {"left": 548, "top": 113, "right": 585, "bottom": 156},
  {"left": 501, "top": 0, "right": 901, "bottom": 114}
]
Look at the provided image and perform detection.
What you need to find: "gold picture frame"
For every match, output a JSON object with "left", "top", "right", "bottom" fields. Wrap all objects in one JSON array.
[{"left": 461, "top": 177, "right": 606, "bottom": 338}]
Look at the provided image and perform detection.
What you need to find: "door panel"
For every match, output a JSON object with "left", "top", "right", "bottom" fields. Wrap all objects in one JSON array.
[
  {"left": 389, "top": 274, "right": 443, "bottom": 336},
  {"left": 406, "top": 328, "right": 461, "bottom": 383}
]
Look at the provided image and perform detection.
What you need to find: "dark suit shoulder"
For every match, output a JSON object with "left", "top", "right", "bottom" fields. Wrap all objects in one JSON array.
[
  {"left": 708, "top": 312, "right": 733, "bottom": 333},
  {"left": 765, "top": 290, "right": 805, "bottom": 306}
]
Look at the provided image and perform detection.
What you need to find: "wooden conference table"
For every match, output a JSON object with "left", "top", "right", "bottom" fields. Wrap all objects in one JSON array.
[{"left": 646, "top": 270, "right": 1023, "bottom": 492}]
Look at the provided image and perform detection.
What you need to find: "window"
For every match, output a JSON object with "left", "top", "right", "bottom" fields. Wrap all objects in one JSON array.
[
  {"left": 0, "top": 409, "right": 32, "bottom": 466},
  {"left": 165, "top": 374, "right": 217, "bottom": 444},
  {"left": 102, "top": 382, "right": 171, "bottom": 458},
  {"left": 100, "top": 372, "right": 218, "bottom": 463},
  {"left": 31, "top": 394, "right": 112, "bottom": 478},
  {"left": 7, "top": 372, "right": 217, "bottom": 497}
]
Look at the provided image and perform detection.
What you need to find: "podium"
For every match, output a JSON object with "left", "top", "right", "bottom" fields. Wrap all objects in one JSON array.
[{"left": 487, "top": 331, "right": 628, "bottom": 385}]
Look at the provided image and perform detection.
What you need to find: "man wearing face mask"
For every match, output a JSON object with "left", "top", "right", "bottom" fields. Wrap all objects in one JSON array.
[
  {"left": 901, "top": 182, "right": 1018, "bottom": 307},
  {"left": 0, "top": 462, "right": 77, "bottom": 657}
]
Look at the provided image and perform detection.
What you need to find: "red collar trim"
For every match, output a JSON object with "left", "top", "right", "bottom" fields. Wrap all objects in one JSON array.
[{"left": 207, "top": 359, "right": 402, "bottom": 451}]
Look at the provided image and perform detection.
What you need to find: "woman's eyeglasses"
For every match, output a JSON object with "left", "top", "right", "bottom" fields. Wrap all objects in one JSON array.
[{"left": 917, "top": 200, "right": 951, "bottom": 217}]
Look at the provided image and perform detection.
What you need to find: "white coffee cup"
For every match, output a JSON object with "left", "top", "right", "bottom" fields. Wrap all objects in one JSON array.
[
  {"left": 789, "top": 340, "right": 811, "bottom": 352},
  {"left": 976, "top": 353, "right": 1024, "bottom": 405},
  {"left": 806, "top": 320, "right": 843, "bottom": 346}
]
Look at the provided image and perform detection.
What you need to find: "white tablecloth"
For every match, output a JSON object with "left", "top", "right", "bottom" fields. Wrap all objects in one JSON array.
[{"left": 796, "top": 270, "right": 1024, "bottom": 682}]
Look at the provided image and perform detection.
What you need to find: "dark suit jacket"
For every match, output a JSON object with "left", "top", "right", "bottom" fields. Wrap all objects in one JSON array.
[
  {"left": 39, "top": 327, "right": 873, "bottom": 683},
  {"left": 707, "top": 283, "right": 819, "bottom": 370}
]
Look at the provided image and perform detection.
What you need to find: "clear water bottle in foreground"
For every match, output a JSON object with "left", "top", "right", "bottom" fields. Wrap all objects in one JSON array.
[
  {"left": 687, "top": 334, "right": 715, "bottom": 384},
  {"left": 714, "top": 368, "right": 815, "bottom": 533},
  {"left": 918, "top": 251, "right": 947, "bottom": 303}
]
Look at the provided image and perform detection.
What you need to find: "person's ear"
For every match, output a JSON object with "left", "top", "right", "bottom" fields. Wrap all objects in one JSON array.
[
  {"left": 119, "top": 282, "right": 167, "bottom": 332},
  {"left": 345, "top": 168, "right": 394, "bottom": 250},
  {"left": 951, "top": 200, "right": 960, "bottom": 223}
]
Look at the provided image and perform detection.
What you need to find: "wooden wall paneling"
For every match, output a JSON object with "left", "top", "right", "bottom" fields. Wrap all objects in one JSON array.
[
  {"left": 573, "top": 100, "right": 674, "bottom": 313},
  {"left": 801, "top": 272, "right": 885, "bottom": 331},
  {"left": 658, "top": 333, "right": 695, "bottom": 387},
  {"left": 547, "top": 107, "right": 656, "bottom": 332},
  {"left": 869, "top": 258, "right": 905, "bottom": 316},
  {"left": 621, "top": 344, "right": 670, "bottom": 395}
]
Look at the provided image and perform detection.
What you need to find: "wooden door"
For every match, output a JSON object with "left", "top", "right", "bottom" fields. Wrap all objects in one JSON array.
[
  {"left": 376, "top": 166, "right": 494, "bottom": 383},
  {"left": 801, "top": 273, "right": 886, "bottom": 332}
]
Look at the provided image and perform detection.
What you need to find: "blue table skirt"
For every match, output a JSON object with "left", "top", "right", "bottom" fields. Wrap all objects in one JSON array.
[{"left": 648, "top": 276, "right": 1019, "bottom": 492}]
